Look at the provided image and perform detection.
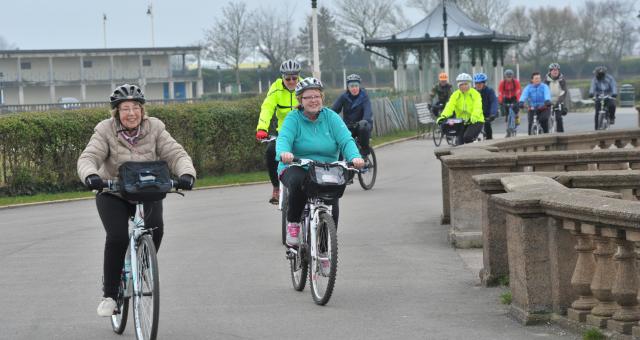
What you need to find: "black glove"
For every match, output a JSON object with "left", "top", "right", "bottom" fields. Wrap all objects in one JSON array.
[
  {"left": 85, "top": 174, "right": 104, "bottom": 190},
  {"left": 611, "top": 94, "right": 617, "bottom": 98},
  {"left": 518, "top": 102, "right": 525, "bottom": 109},
  {"left": 177, "top": 174, "right": 195, "bottom": 190},
  {"left": 486, "top": 115, "right": 495, "bottom": 122},
  {"left": 544, "top": 100, "right": 552, "bottom": 107}
]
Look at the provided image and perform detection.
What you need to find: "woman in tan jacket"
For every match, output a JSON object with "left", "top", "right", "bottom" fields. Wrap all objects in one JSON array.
[{"left": 77, "top": 84, "right": 196, "bottom": 317}]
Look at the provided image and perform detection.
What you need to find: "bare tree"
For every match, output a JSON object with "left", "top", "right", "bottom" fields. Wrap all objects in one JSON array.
[
  {"left": 455, "top": 0, "right": 510, "bottom": 30},
  {"left": 335, "top": 0, "right": 406, "bottom": 86},
  {"left": 252, "top": 5, "right": 297, "bottom": 73},
  {"left": 0, "top": 36, "right": 16, "bottom": 50},
  {"left": 406, "top": 0, "right": 437, "bottom": 15},
  {"left": 203, "top": 1, "right": 253, "bottom": 87},
  {"left": 567, "top": 1, "right": 601, "bottom": 78},
  {"left": 594, "top": 0, "right": 638, "bottom": 76}
]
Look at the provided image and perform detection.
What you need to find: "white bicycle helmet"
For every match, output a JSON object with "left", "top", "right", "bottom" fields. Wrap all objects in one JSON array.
[
  {"left": 455, "top": 73, "right": 472, "bottom": 85},
  {"left": 295, "top": 77, "right": 324, "bottom": 96},
  {"left": 279, "top": 59, "right": 301, "bottom": 75}
]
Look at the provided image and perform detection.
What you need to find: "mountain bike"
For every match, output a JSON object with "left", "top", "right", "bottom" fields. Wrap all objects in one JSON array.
[
  {"left": 429, "top": 103, "right": 445, "bottom": 147},
  {"left": 354, "top": 138, "right": 376, "bottom": 190},
  {"left": 594, "top": 94, "right": 613, "bottom": 131},
  {"left": 284, "top": 158, "right": 358, "bottom": 305},
  {"left": 103, "top": 178, "right": 181, "bottom": 340},
  {"left": 548, "top": 106, "right": 557, "bottom": 133},
  {"left": 529, "top": 107, "right": 546, "bottom": 136},
  {"left": 505, "top": 103, "right": 518, "bottom": 138}
]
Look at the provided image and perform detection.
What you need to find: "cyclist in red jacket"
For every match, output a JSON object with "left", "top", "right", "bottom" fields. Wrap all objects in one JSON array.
[{"left": 498, "top": 69, "right": 521, "bottom": 125}]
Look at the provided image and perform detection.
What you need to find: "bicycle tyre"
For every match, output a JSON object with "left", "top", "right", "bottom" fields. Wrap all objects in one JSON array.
[
  {"left": 597, "top": 111, "right": 608, "bottom": 130},
  {"left": 532, "top": 122, "right": 542, "bottom": 136},
  {"left": 290, "top": 244, "right": 308, "bottom": 292},
  {"left": 549, "top": 114, "right": 556, "bottom": 133},
  {"left": 310, "top": 212, "right": 338, "bottom": 305},
  {"left": 281, "top": 187, "right": 288, "bottom": 245},
  {"left": 111, "top": 275, "right": 130, "bottom": 334},
  {"left": 133, "top": 234, "right": 159, "bottom": 340},
  {"left": 357, "top": 148, "right": 377, "bottom": 190},
  {"left": 432, "top": 124, "right": 443, "bottom": 146}
]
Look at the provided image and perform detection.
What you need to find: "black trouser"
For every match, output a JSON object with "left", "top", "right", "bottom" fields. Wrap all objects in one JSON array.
[
  {"left": 554, "top": 108, "right": 565, "bottom": 132},
  {"left": 265, "top": 140, "right": 279, "bottom": 188},
  {"left": 528, "top": 108, "right": 551, "bottom": 134},
  {"left": 96, "top": 193, "right": 164, "bottom": 299},
  {"left": 347, "top": 120, "right": 371, "bottom": 156},
  {"left": 483, "top": 118, "right": 493, "bottom": 140},
  {"left": 450, "top": 122, "right": 484, "bottom": 145},
  {"left": 500, "top": 98, "right": 520, "bottom": 117},
  {"left": 280, "top": 166, "right": 339, "bottom": 226},
  {"left": 594, "top": 98, "right": 616, "bottom": 130}
]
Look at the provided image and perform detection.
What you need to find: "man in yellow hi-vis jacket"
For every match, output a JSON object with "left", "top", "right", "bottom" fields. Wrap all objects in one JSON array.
[
  {"left": 436, "top": 73, "right": 485, "bottom": 145},
  {"left": 255, "top": 59, "right": 301, "bottom": 204}
]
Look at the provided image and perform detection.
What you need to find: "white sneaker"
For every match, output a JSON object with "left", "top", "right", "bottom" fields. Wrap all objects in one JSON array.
[
  {"left": 286, "top": 222, "right": 301, "bottom": 247},
  {"left": 97, "top": 297, "right": 117, "bottom": 317}
]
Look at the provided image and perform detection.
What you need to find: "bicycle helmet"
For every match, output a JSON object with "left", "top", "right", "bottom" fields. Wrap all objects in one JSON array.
[
  {"left": 295, "top": 77, "right": 324, "bottom": 96},
  {"left": 109, "top": 84, "right": 145, "bottom": 109},
  {"left": 473, "top": 73, "right": 488, "bottom": 83},
  {"left": 504, "top": 69, "right": 514, "bottom": 77},
  {"left": 438, "top": 72, "right": 449, "bottom": 81},
  {"left": 593, "top": 66, "right": 607, "bottom": 75},
  {"left": 279, "top": 59, "right": 301, "bottom": 75},
  {"left": 455, "top": 73, "right": 472, "bottom": 85},
  {"left": 346, "top": 74, "right": 361, "bottom": 84},
  {"left": 548, "top": 63, "right": 560, "bottom": 70}
]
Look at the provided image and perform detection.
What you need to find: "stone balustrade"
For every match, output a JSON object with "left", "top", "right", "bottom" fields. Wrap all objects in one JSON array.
[
  {"left": 435, "top": 129, "right": 640, "bottom": 248},
  {"left": 482, "top": 174, "right": 640, "bottom": 337}
]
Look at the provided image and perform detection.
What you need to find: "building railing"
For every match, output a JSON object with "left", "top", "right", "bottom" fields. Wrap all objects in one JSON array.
[{"left": 0, "top": 98, "right": 206, "bottom": 114}]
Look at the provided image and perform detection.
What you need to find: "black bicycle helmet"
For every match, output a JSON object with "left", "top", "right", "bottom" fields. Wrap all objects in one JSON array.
[
  {"left": 346, "top": 74, "right": 361, "bottom": 84},
  {"left": 109, "top": 84, "right": 145, "bottom": 109}
]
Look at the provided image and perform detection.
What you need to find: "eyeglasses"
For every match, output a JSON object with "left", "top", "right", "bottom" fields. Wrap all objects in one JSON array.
[
  {"left": 284, "top": 76, "right": 298, "bottom": 81},
  {"left": 120, "top": 106, "right": 142, "bottom": 114},
  {"left": 301, "top": 95, "right": 322, "bottom": 101},
  {"left": 348, "top": 84, "right": 360, "bottom": 89}
]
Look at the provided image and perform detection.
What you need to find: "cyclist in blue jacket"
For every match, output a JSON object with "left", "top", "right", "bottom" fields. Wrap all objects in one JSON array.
[
  {"left": 473, "top": 73, "right": 498, "bottom": 140},
  {"left": 519, "top": 72, "right": 552, "bottom": 135},
  {"left": 331, "top": 74, "right": 373, "bottom": 156}
]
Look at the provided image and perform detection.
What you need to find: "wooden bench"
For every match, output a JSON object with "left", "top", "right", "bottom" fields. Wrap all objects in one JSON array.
[
  {"left": 415, "top": 102, "right": 435, "bottom": 138},
  {"left": 568, "top": 88, "right": 594, "bottom": 108}
]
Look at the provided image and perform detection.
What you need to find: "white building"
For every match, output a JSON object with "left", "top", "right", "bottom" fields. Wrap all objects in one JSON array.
[{"left": 0, "top": 46, "right": 203, "bottom": 105}]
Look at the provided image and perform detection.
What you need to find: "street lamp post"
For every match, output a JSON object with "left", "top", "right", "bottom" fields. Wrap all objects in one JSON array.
[
  {"left": 442, "top": 0, "right": 449, "bottom": 77},
  {"left": 258, "top": 65, "right": 262, "bottom": 94},
  {"left": 311, "top": 0, "right": 321, "bottom": 80}
]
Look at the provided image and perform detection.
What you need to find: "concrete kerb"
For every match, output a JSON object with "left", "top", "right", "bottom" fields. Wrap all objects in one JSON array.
[{"left": 0, "top": 136, "right": 418, "bottom": 210}]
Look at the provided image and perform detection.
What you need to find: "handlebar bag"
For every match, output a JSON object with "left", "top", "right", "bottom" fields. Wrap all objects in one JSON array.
[
  {"left": 306, "top": 163, "right": 348, "bottom": 200},
  {"left": 118, "top": 161, "right": 172, "bottom": 201}
]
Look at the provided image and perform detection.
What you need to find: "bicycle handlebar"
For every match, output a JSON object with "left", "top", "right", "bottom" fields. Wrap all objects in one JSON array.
[
  {"left": 258, "top": 135, "right": 277, "bottom": 144},
  {"left": 100, "top": 179, "right": 179, "bottom": 192},
  {"left": 290, "top": 158, "right": 359, "bottom": 172}
]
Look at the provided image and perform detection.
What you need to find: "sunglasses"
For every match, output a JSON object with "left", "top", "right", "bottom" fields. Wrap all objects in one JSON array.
[{"left": 283, "top": 76, "right": 298, "bottom": 81}]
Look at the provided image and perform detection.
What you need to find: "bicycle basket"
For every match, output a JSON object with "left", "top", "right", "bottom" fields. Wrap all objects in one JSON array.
[
  {"left": 117, "top": 161, "right": 172, "bottom": 201},
  {"left": 306, "top": 163, "right": 348, "bottom": 200}
]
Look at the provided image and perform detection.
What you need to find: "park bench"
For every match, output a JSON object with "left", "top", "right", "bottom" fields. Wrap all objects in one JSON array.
[
  {"left": 415, "top": 102, "right": 434, "bottom": 138},
  {"left": 568, "top": 88, "right": 594, "bottom": 108}
]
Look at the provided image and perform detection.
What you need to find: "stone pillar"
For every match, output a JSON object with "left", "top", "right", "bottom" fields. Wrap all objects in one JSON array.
[
  {"left": 607, "top": 236, "right": 640, "bottom": 334},
  {"left": 566, "top": 228, "right": 597, "bottom": 322},
  {"left": 586, "top": 233, "right": 619, "bottom": 328},
  {"left": 480, "top": 188, "right": 508, "bottom": 286},
  {"left": 440, "top": 158, "right": 450, "bottom": 224}
]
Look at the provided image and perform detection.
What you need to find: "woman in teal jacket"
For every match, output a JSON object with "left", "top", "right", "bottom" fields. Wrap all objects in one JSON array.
[{"left": 276, "top": 77, "right": 364, "bottom": 247}]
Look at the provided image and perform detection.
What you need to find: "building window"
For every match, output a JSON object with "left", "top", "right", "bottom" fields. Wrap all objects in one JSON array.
[
  {"left": 83, "top": 60, "right": 93, "bottom": 68},
  {"left": 20, "top": 62, "right": 31, "bottom": 70},
  {"left": 143, "top": 59, "right": 152, "bottom": 67}
]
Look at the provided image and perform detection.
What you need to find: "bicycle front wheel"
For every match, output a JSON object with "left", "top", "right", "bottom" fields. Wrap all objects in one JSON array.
[
  {"left": 358, "top": 148, "right": 377, "bottom": 190},
  {"left": 310, "top": 212, "right": 338, "bottom": 305},
  {"left": 133, "top": 234, "right": 159, "bottom": 340},
  {"left": 432, "top": 124, "right": 443, "bottom": 146},
  {"left": 111, "top": 273, "right": 130, "bottom": 334}
]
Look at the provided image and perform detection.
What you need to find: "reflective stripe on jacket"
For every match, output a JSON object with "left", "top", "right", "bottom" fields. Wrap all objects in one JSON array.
[
  {"left": 439, "top": 88, "right": 485, "bottom": 124},
  {"left": 256, "top": 78, "right": 298, "bottom": 132}
]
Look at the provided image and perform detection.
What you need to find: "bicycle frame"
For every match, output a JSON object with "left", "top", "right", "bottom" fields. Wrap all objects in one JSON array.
[{"left": 595, "top": 94, "right": 612, "bottom": 130}]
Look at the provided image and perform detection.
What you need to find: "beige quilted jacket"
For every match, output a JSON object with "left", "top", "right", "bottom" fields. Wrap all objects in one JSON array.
[{"left": 77, "top": 116, "right": 196, "bottom": 182}]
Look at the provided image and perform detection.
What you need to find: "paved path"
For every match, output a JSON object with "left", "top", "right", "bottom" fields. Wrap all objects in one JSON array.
[{"left": 0, "top": 129, "right": 599, "bottom": 339}]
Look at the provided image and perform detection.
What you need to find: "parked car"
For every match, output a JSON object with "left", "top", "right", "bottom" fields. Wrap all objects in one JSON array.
[{"left": 58, "top": 97, "right": 80, "bottom": 109}]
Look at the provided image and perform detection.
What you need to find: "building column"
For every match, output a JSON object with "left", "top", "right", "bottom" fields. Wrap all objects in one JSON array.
[
  {"left": 79, "top": 55, "right": 86, "bottom": 101},
  {"left": 48, "top": 56, "right": 55, "bottom": 103},
  {"left": 186, "top": 81, "right": 193, "bottom": 99},
  {"left": 196, "top": 52, "right": 203, "bottom": 98},
  {"left": 167, "top": 55, "right": 174, "bottom": 100},
  {"left": 138, "top": 55, "right": 145, "bottom": 92},
  {"left": 16, "top": 57, "right": 23, "bottom": 105},
  {"left": 109, "top": 55, "right": 115, "bottom": 90}
]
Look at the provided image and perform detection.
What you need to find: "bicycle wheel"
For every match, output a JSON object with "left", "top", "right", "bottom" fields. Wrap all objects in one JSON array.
[
  {"left": 290, "top": 242, "right": 308, "bottom": 291},
  {"left": 280, "top": 187, "right": 288, "bottom": 246},
  {"left": 310, "top": 212, "right": 338, "bottom": 305},
  {"left": 133, "top": 234, "right": 159, "bottom": 340},
  {"left": 358, "top": 148, "right": 377, "bottom": 190},
  {"left": 549, "top": 113, "right": 556, "bottom": 133},
  {"left": 111, "top": 272, "right": 130, "bottom": 334},
  {"left": 597, "top": 111, "right": 609, "bottom": 130},
  {"left": 432, "top": 124, "right": 443, "bottom": 146}
]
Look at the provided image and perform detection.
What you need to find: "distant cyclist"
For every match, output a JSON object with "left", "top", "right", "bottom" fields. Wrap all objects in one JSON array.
[
  {"left": 436, "top": 73, "right": 484, "bottom": 145},
  {"left": 498, "top": 69, "right": 521, "bottom": 125},
  {"left": 255, "top": 59, "right": 301, "bottom": 204},
  {"left": 430, "top": 72, "right": 453, "bottom": 117},
  {"left": 473, "top": 73, "right": 498, "bottom": 140},
  {"left": 544, "top": 63, "right": 567, "bottom": 132},
  {"left": 331, "top": 73, "right": 373, "bottom": 156},
  {"left": 519, "top": 72, "right": 552, "bottom": 135},
  {"left": 588, "top": 66, "right": 617, "bottom": 129}
]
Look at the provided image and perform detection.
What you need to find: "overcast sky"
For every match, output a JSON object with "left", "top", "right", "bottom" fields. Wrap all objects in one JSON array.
[{"left": 0, "top": 0, "right": 621, "bottom": 50}]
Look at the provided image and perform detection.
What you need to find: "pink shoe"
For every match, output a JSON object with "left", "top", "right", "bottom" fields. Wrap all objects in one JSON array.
[{"left": 286, "top": 222, "right": 301, "bottom": 247}]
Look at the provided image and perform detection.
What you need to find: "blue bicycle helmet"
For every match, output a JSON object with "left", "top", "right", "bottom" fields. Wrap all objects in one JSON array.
[{"left": 473, "top": 73, "right": 488, "bottom": 83}]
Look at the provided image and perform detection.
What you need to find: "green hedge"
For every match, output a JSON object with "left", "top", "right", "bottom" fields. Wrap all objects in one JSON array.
[{"left": 0, "top": 99, "right": 265, "bottom": 196}]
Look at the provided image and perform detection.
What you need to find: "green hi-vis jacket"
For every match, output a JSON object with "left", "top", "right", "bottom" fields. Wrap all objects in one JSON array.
[
  {"left": 439, "top": 88, "right": 485, "bottom": 124},
  {"left": 256, "top": 78, "right": 299, "bottom": 132}
]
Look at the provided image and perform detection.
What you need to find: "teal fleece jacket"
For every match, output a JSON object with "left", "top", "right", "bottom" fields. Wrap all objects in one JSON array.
[{"left": 276, "top": 107, "right": 361, "bottom": 174}]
